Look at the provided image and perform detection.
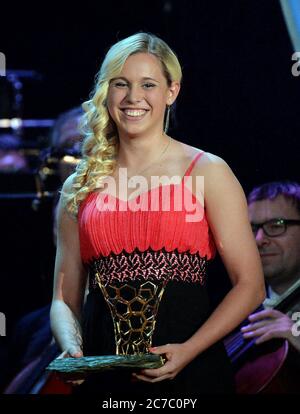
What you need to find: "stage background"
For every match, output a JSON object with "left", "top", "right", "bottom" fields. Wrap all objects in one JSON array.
[{"left": 0, "top": 0, "right": 299, "bottom": 389}]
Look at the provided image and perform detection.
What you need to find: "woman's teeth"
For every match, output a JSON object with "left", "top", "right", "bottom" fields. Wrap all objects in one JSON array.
[{"left": 123, "top": 109, "right": 146, "bottom": 117}]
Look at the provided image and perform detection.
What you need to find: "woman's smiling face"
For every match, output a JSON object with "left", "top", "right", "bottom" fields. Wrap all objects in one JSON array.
[{"left": 107, "top": 52, "right": 179, "bottom": 138}]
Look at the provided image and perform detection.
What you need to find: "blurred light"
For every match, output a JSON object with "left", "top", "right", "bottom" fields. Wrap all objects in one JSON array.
[
  {"left": 163, "top": 1, "right": 172, "bottom": 13},
  {"left": 280, "top": 0, "right": 300, "bottom": 52}
]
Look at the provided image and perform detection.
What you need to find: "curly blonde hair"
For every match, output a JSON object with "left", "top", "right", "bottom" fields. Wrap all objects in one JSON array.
[{"left": 62, "top": 32, "right": 182, "bottom": 217}]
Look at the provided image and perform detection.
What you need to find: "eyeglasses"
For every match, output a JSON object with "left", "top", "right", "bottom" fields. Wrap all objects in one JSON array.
[{"left": 251, "top": 218, "right": 300, "bottom": 237}]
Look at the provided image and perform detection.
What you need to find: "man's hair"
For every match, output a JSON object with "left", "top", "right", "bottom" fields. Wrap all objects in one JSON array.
[
  {"left": 50, "top": 106, "right": 83, "bottom": 149},
  {"left": 247, "top": 180, "right": 300, "bottom": 216}
]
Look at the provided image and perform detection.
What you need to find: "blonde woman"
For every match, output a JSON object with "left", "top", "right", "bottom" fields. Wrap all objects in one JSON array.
[{"left": 50, "top": 32, "right": 265, "bottom": 395}]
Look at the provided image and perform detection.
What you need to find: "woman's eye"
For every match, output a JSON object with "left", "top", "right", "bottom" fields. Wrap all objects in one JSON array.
[
  {"left": 114, "top": 82, "right": 128, "bottom": 88},
  {"left": 143, "top": 83, "right": 155, "bottom": 89}
]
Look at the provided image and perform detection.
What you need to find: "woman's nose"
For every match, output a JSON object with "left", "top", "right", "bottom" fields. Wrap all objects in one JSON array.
[{"left": 126, "top": 86, "right": 143, "bottom": 103}]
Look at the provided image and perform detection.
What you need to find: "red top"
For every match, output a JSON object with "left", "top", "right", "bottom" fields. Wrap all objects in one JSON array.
[{"left": 78, "top": 151, "right": 216, "bottom": 263}]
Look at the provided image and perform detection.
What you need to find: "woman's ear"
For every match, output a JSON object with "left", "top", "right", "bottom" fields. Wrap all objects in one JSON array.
[{"left": 167, "top": 81, "right": 181, "bottom": 105}]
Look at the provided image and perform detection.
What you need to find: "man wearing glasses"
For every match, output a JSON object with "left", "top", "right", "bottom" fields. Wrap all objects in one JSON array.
[{"left": 241, "top": 181, "right": 300, "bottom": 354}]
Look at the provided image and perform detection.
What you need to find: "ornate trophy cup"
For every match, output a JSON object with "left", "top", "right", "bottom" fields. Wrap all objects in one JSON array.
[{"left": 47, "top": 272, "right": 167, "bottom": 377}]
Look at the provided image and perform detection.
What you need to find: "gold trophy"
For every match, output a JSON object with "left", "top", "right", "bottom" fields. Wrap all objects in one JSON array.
[{"left": 47, "top": 273, "right": 167, "bottom": 377}]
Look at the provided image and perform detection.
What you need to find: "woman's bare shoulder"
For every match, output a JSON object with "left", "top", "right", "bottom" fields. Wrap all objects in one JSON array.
[
  {"left": 196, "top": 151, "right": 228, "bottom": 168},
  {"left": 193, "top": 150, "right": 242, "bottom": 196},
  {"left": 170, "top": 139, "right": 204, "bottom": 161},
  {"left": 61, "top": 172, "right": 77, "bottom": 193},
  {"left": 173, "top": 139, "right": 228, "bottom": 167},
  {"left": 183, "top": 148, "right": 238, "bottom": 193},
  {"left": 58, "top": 173, "right": 79, "bottom": 222}
]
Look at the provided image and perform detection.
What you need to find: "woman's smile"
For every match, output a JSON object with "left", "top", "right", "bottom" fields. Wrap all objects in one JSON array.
[{"left": 120, "top": 108, "right": 149, "bottom": 121}]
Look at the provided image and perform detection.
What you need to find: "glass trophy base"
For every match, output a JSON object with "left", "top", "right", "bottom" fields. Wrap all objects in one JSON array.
[{"left": 47, "top": 354, "right": 164, "bottom": 376}]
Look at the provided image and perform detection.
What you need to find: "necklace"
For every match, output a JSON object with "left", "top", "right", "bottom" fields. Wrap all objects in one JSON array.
[{"left": 117, "top": 136, "right": 171, "bottom": 181}]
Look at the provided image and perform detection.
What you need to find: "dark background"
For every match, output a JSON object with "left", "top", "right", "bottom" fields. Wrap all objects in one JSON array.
[
  {"left": 0, "top": 0, "right": 299, "bottom": 380},
  {"left": 0, "top": 1, "right": 298, "bottom": 184}
]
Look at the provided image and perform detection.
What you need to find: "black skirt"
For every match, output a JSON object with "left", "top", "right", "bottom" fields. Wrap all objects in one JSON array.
[{"left": 76, "top": 280, "right": 235, "bottom": 396}]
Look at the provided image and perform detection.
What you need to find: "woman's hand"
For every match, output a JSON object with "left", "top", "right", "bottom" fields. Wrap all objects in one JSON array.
[
  {"left": 60, "top": 347, "right": 83, "bottom": 359},
  {"left": 132, "top": 343, "right": 195, "bottom": 383},
  {"left": 56, "top": 348, "right": 85, "bottom": 386}
]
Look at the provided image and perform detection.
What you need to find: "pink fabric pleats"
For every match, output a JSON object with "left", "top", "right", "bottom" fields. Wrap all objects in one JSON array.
[{"left": 78, "top": 151, "right": 216, "bottom": 262}]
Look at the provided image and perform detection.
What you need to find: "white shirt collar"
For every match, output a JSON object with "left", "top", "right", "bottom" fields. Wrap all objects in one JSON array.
[{"left": 263, "top": 279, "right": 300, "bottom": 308}]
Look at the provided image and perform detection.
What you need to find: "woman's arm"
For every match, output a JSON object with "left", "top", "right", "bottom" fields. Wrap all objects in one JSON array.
[
  {"left": 50, "top": 174, "right": 88, "bottom": 358},
  {"left": 182, "top": 153, "right": 266, "bottom": 356},
  {"left": 134, "top": 153, "right": 266, "bottom": 382}
]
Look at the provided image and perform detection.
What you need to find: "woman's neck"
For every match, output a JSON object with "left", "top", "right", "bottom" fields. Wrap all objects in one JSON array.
[{"left": 117, "top": 131, "right": 170, "bottom": 169}]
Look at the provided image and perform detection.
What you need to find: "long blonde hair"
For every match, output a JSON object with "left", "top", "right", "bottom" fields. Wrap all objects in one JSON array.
[{"left": 62, "top": 32, "right": 182, "bottom": 217}]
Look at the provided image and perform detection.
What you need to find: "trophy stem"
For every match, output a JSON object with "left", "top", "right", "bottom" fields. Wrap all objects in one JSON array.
[{"left": 95, "top": 274, "right": 168, "bottom": 356}]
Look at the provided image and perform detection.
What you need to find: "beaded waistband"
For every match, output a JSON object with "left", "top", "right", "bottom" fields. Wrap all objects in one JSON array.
[{"left": 87, "top": 247, "right": 208, "bottom": 289}]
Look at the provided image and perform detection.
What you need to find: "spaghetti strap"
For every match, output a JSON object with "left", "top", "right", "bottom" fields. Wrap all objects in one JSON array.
[{"left": 182, "top": 151, "right": 204, "bottom": 179}]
